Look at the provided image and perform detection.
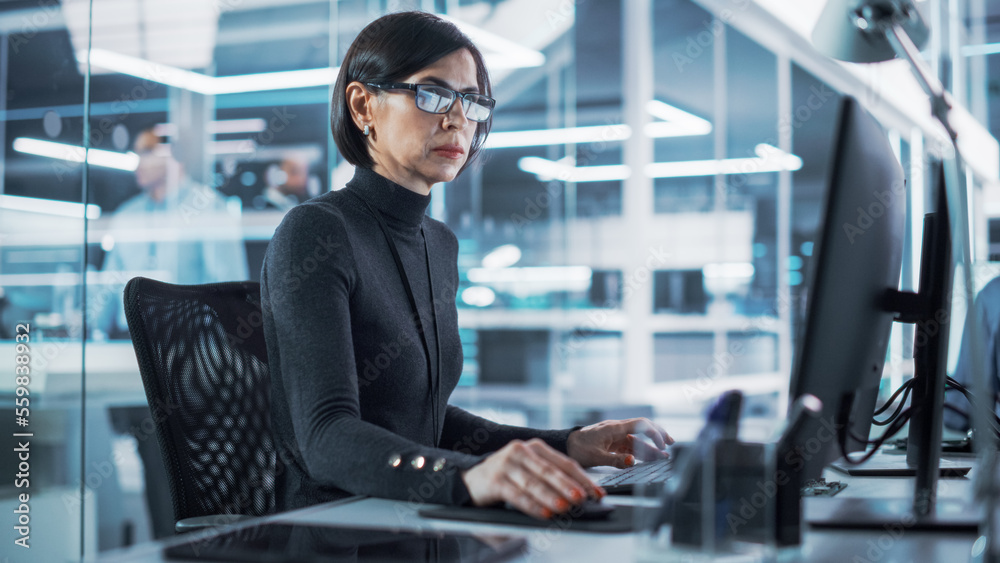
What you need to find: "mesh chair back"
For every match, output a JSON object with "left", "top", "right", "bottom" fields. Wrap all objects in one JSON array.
[{"left": 124, "top": 277, "right": 275, "bottom": 524}]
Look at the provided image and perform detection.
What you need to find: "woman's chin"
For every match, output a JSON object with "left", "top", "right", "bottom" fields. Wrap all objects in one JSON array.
[{"left": 427, "top": 165, "right": 462, "bottom": 184}]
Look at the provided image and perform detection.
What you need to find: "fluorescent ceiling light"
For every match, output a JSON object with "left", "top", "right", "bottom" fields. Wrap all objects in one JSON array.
[
  {"left": 486, "top": 100, "right": 709, "bottom": 149},
  {"left": 155, "top": 120, "right": 267, "bottom": 137},
  {"left": 468, "top": 266, "right": 593, "bottom": 284},
  {"left": 486, "top": 125, "right": 632, "bottom": 149},
  {"left": 13, "top": 137, "right": 139, "bottom": 172},
  {"left": 461, "top": 286, "right": 496, "bottom": 307},
  {"left": 81, "top": 48, "right": 214, "bottom": 92},
  {"left": 644, "top": 100, "right": 713, "bottom": 138},
  {"left": 210, "top": 140, "right": 257, "bottom": 155},
  {"left": 703, "top": 262, "right": 755, "bottom": 279},
  {"left": 79, "top": 49, "right": 338, "bottom": 95},
  {"left": 208, "top": 119, "right": 267, "bottom": 134},
  {"left": 467, "top": 266, "right": 593, "bottom": 294},
  {"left": 518, "top": 156, "right": 631, "bottom": 183},
  {"left": 482, "top": 244, "right": 522, "bottom": 268},
  {"left": 645, "top": 144, "right": 802, "bottom": 178},
  {"left": 439, "top": 15, "right": 545, "bottom": 69},
  {"left": 0, "top": 194, "right": 101, "bottom": 220},
  {"left": 209, "top": 67, "right": 339, "bottom": 94},
  {"left": 519, "top": 144, "right": 802, "bottom": 182},
  {"left": 961, "top": 43, "right": 1000, "bottom": 57}
]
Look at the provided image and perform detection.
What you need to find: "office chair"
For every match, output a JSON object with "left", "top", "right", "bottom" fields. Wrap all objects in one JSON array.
[{"left": 123, "top": 277, "right": 275, "bottom": 533}]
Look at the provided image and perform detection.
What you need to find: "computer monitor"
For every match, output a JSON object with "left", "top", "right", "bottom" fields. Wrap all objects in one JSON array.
[
  {"left": 786, "top": 95, "right": 905, "bottom": 483},
  {"left": 786, "top": 96, "right": 974, "bottom": 529}
]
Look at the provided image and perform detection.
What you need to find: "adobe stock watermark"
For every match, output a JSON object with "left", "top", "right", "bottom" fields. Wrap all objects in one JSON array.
[
  {"left": 842, "top": 178, "right": 907, "bottom": 244},
  {"left": 358, "top": 276, "right": 462, "bottom": 388},
  {"left": 683, "top": 290, "right": 792, "bottom": 402},
  {"left": 61, "top": 396, "right": 181, "bottom": 514},
  {"left": 278, "top": 234, "right": 342, "bottom": 293},
  {"left": 509, "top": 121, "right": 629, "bottom": 231},
  {"left": 391, "top": 419, "right": 506, "bottom": 528},
  {"left": 671, "top": 0, "right": 754, "bottom": 73},
  {"left": 544, "top": 0, "right": 586, "bottom": 29},
  {"left": 237, "top": 107, "right": 297, "bottom": 157},
  {"left": 724, "top": 82, "right": 837, "bottom": 196},
  {"left": 7, "top": 0, "right": 60, "bottom": 55},
  {"left": 558, "top": 245, "right": 672, "bottom": 360}
]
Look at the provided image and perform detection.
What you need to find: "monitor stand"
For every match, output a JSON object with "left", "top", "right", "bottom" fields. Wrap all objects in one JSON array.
[
  {"left": 829, "top": 455, "right": 971, "bottom": 477},
  {"left": 805, "top": 497, "right": 978, "bottom": 530}
]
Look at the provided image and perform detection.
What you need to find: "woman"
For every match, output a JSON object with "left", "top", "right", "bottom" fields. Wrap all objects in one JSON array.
[{"left": 260, "top": 11, "right": 672, "bottom": 520}]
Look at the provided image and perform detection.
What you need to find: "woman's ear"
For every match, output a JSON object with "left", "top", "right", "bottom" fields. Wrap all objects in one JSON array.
[{"left": 345, "top": 81, "right": 375, "bottom": 132}]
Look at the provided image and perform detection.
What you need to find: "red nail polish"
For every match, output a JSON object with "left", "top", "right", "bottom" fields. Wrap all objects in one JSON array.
[{"left": 541, "top": 508, "right": 553, "bottom": 519}]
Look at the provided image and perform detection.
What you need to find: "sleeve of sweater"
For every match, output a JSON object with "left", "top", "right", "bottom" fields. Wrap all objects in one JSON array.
[
  {"left": 439, "top": 404, "right": 580, "bottom": 457},
  {"left": 263, "top": 204, "right": 483, "bottom": 506}
]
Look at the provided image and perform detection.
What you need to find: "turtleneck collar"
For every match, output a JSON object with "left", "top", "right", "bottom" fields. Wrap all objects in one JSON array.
[{"left": 345, "top": 166, "right": 431, "bottom": 231}]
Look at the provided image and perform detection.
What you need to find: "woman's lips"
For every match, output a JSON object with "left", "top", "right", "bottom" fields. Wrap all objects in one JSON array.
[{"left": 432, "top": 145, "right": 464, "bottom": 159}]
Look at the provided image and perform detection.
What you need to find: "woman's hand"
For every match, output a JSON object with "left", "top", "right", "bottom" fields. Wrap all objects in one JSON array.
[
  {"left": 461, "top": 438, "right": 604, "bottom": 519},
  {"left": 566, "top": 418, "right": 674, "bottom": 468}
]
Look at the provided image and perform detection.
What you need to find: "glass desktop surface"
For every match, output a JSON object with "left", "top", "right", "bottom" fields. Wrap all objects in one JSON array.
[{"left": 162, "top": 522, "right": 527, "bottom": 563}]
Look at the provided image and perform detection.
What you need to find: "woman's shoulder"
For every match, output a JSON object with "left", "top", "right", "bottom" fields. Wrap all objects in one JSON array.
[
  {"left": 274, "top": 191, "right": 357, "bottom": 237},
  {"left": 263, "top": 192, "right": 359, "bottom": 289},
  {"left": 266, "top": 192, "right": 365, "bottom": 266},
  {"left": 422, "top": 216, "right": 459, "bottom": 252},
  {"left": 422, "top": 216, "right": 458, "bottom": 241}
]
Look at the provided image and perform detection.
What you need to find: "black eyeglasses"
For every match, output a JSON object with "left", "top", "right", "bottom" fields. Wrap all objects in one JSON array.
[{"left": 365, "top": 82, "right": 495, "bottom": 122}]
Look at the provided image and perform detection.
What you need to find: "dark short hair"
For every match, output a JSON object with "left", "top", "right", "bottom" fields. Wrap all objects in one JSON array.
[{"left": 331, "top": 11, "right": 492, "bottom": 174}]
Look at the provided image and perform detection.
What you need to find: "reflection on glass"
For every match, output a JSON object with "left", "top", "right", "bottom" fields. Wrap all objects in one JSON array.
[
  {"left": 163, "top": 523, "right": 527, "bottom": 563},
  {"left": 250, "top": 154, "right": 320, "bottom": 211}
]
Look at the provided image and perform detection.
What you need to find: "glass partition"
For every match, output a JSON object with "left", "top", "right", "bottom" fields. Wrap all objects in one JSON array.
[{"left": 1, "top": 3, "right": 92, "bottom": 560}]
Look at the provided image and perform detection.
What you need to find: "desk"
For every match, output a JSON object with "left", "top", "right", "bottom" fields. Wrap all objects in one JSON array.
[{"left": 96, "top": 456, "right": 983, "bottom": 563}]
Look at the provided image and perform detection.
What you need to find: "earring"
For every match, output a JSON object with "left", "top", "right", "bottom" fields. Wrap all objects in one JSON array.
[{"left": 363, "top": 124, "right": 370, "bottom": 136}]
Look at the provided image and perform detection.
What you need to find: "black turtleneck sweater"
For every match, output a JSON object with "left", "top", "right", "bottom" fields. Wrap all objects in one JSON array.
[{"left": 261, "top": 167, "right": 576, "bottom": 511}]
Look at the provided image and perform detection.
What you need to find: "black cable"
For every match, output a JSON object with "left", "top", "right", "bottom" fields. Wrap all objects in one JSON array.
[
  {"left": 873, "top": 383, "right": 913, "bottom": 426},
  {"left": 946, "top": 376, "right": 969, "bottom": 393},
  {"left": 942, "top": 377, "right": 1000, "bottom": 430},
  {"left": 840, "top": 407, "right": 913, "bottom": 464},
  {"left": 873, "top": 378, "right": 913, "bottom": 416},
  {"left": 852, "top": 406, "right": 913, "bottom": 446},
  {"left": 874, "top": 376, "right": 994, "bottom": 427},
  {"left": 845, "top": 376, "right": 1000, "bottom": 464}
]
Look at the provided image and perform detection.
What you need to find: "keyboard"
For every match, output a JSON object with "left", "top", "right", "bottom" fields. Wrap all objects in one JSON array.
[{"left": 595, "top": 458, "right": 673, "bottom": 495}]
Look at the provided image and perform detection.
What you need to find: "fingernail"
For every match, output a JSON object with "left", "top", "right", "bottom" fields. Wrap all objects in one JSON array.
[
  {"left": 554, "top": 498, "right": 569, "bottom": 512},
  {"left": 626, "top": 455, "right": 635, "bottom": 466},
  {"left": 541, "top": 508, "right": 553, "bottom": 519},
  {"left": 570, "top": 488, "right": 585, "bottom": 502}
]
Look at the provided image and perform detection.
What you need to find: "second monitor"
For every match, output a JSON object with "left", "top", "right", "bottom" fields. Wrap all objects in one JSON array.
[{"left": 785, "top": 95, "right": 973, "bottom": 529}]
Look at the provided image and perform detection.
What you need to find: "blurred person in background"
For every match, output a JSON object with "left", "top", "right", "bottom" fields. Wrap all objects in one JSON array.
[
  {"left": 252, "top": 154, "right": 318, "bottom": 211},
  {"left": 93, "top": 126, "right": 248, "bottom": 338},
  {"left": 945, "top": 275, "right": 1000, "bottom": 432}
]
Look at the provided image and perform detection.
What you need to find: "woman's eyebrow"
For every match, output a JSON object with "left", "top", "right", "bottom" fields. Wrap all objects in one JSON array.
[{"left": 422, "top": 75, "right": 480, "bottom": 94}]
